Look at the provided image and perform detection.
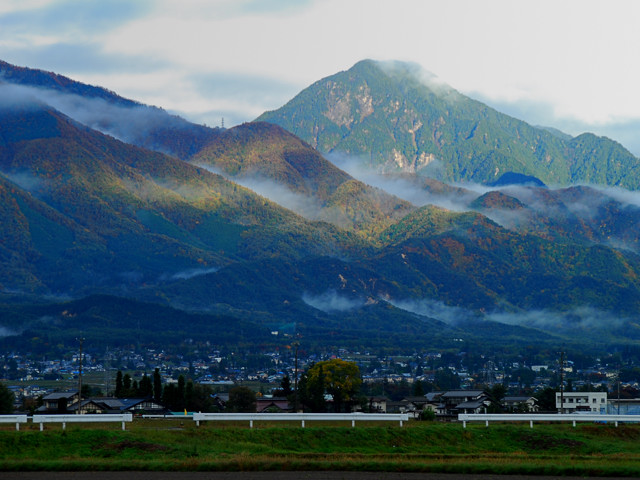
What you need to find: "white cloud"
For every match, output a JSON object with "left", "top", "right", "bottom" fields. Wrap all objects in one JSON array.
[
  {"left": 1, "top": 0, "right": 640, "bottom": 152},
  {"left": 387, "top": 296, "right": 631, "bottom": 332},
  {"left": 302, "top": 290, "right": 365, "bottom": 313}
]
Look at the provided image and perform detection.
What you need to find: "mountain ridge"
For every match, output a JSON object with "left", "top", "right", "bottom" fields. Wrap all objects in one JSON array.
[{"left": 2, "top": 59, "right": 640, "bottom": 355}]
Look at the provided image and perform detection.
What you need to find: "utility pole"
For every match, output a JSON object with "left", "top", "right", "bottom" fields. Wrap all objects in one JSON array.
[
  {"left": 292, "top": 340, "right": 300, "bottom": 412},
  {"left": 77, "top": 337, "right": 84, "bottom": 414},
  {"left": 558, "top": 350, "right": 564, "bottom": 414},
  {"left": 618, "top": 364, "right": 621, "bottom": 415}
]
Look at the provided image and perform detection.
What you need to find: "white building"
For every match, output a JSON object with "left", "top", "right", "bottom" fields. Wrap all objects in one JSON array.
[{"left": 555, "top": 391, "right": 607, "bottom": 414}]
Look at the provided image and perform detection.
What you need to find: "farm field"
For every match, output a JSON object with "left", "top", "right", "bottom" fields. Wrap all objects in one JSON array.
[{"left": 1, "top": 420, "right": 640, "bottom": 476}]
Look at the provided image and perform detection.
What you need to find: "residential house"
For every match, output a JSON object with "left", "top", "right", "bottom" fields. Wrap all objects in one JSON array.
[
  {"left": 256, "top": 396, "right": 291, "bottom": 413},
  {"left": 503, "top": 396, "right": 539, "bottom": 412},
  {"left": 367, "top": 396, "right": 389, "bottom": 413},
  {"left": 386, "top": 400, "right": 411, "bottom": 414},
  {"left": 401, "top": 396, "right": 438, "bottom": 418},
  {"left": 437, "top": 390, "right": 490, "bottom": 417},
  {"left": 37, "top": 390, "right": 79, "bottom": 413},
  {"left": 70, "top": 397, "right": 168, "bottom": 415},
  {"left": 212, "top": 393, "right": 229, "bottom": 410}
]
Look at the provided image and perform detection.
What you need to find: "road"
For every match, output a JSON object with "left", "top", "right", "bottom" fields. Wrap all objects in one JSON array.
[{"left": 0, "top": 473, "right": 629, "bottom": 480}]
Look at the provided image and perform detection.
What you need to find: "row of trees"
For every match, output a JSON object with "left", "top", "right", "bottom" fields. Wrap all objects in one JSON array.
[
  {"left": 112, "top": 359, "right": 365, "bottom": 413},
  {"left": 221, "top": 359, "right": 364, "bottom": 413},
  {"left": 114, "top": 368, "right": 218, "bottom": 412}
]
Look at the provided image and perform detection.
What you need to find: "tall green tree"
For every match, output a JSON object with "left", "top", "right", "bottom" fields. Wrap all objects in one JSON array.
[
  {"left": 139, "top": 374, "right": 153, "bottom": 398},
  {"left": 412, "top": 380, "right": 425, "bottom": 397},
  {"left": 299, "top": 365, "right": 326, "bottom": 412},
  {"left": 0, "top": 382, "right": 14, "bottom": 414},
  {"left": 153, "top": 368, "right": 162, "bottom": 403},
  {"left": 227, "top": 386, "right": 256, "bottom": 413},
  {"left": 272, "top": 375, "right": 293, "bottom": 397},
  {"left": 177, "top": 375, "right": 186, "bottom": 411},
  {"left": 434, "top": 368, "right": 460, "bottom": 390},
  {"left": 485, "top": 384, "right": 506, "bottom": 413},
  {"left": 535, "top": 387, "right": 558, "bottom": 412},
  {"left": 115, "top": 370, "right": 123, "bottom": 398},
  {"left": 123, "top": 373, "right": 132, "bottom": 395}
]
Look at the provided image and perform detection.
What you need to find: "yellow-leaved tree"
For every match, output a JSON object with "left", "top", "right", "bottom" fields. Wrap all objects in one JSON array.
[{"left": 305, "top": 359, "right": 362, "bottom": 413}]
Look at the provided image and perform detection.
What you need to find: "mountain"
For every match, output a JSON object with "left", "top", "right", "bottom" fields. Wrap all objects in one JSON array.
[
  {"left": 489, "top": 172, "right": 546, "bottom": 188},
  {"left": 0, "top": 102, "right": 358, "bottom": 296},
  {"left": 0, "top": 60, "right": 222, "bottom": 158},
  {"left": 0, "top": 60, "right": 412, "bottom": 234},
  {"left": 189, "top": 121, "right": 414, "bottom": 231},
  {"left": 257, "top": 59, "right": 640, "bottom": 189},
  {"left": 3, "top": 59, "right": 640, "bottom": 356}
]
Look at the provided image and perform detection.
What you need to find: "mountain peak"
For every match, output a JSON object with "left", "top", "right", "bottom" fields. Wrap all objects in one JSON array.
[{"left": 258, "top": 59, "right": 640, "bottom": 189}]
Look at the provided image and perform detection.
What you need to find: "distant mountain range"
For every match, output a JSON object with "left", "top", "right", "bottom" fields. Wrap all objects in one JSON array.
[{"left": 2, "top": 59, "right": 640, "bottom": 356}]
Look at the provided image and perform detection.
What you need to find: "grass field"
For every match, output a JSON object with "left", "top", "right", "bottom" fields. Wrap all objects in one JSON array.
[{"left": 1, "top": 420, "right": 640, "bottom": 476}]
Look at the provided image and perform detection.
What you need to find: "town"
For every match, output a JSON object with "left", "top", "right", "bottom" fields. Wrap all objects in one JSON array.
[{"left": 2, "top": 341, "right": 640, "bottom": 419}]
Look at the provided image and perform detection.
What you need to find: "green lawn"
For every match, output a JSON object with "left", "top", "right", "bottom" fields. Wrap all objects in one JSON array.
[{"left": 1, "top": 420, "right": 639, "bottom": 475}]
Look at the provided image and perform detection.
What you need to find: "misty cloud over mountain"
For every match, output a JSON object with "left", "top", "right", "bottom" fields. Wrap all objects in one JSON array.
[
  {"left": 302, "top": 290, "right": 366, "bottom": 313},
  {"left": 0, "top": 81, "right": 211, "bottom": 158},
  {"left": 387, "top": 296, "right": 630, "bottom": 334}
]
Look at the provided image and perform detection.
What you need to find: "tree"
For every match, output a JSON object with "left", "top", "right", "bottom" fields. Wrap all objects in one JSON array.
[
  {"left": 115, "top": 370, "right": 123, "bottom": 398},
  {"left": 412, "top": 380, "right": 425, "bottom": 397},
  {"left": 434, "top": 368, "right": 460, "bottom": 390},
  {"left": 153, "top": 368, "right": 162, "bottom": 403},
  {"left": 162, "top": 384, "right": 180, "bottom": 411},
  {"left": 123, "top": 374, "right": 132, "bottom": 395},
  {"left": 227, "top": 386, "right": 256, "bottom": 413},
  {"left": 186, "top": 382, "right": 217, "bottom": 412},
  {"left": 272, "top": 375, "right": 293, "bottom": 397},
  {"left": 185, "top": 379, "right": 195, "bottom": 411},
  {"left": 299, "top": 365, "right": 326, "bottom": 412},
  {"left": 485, "top": 384, "right": 506, "bottom": 413},
  {"left": 0, "top": 383, "right": 14, "bottom": 414},
  {"left": 306, "top": 359, "right": 361, "bottom": 412},
  {"left": 139, "top": 374, "right": 153, "bottom": 398},
  {"left": 535, "top": 387, "right": 558, "bottom": 412},
  {"left": 177, "top": 375, "right": 186, "bottom": 411}
]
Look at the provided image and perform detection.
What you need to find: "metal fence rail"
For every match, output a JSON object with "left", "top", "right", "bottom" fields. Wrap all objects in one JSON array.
[
  {"left": 32, "top": 413, "right": 133, "bottom": 431},
  {"left": 193, "top": 412, "right": 409, "bottom": 428},
  {"left": 458, "top": 413, "right": 640, "bottom": 428},
  {"left": 0, "top": 415, "right": 28, "bottom": 431}
]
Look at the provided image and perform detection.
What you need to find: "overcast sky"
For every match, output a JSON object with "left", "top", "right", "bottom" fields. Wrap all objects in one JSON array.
[{"left": 2, "top": 0, "right": 640, "bottom": 154}]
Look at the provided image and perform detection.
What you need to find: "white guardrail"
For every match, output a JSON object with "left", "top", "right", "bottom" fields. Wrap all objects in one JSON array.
[
  {"left": 32, "top": 413, "right": 133, "bottom": 431},
  {"left": 0, "top": 415, "right": 28, "bottom": 431},
  {"left": 458, "top": 413, "right": 640, "bottom": 428},
  {"left": 193, "top": 412, "right": 409, "bottom": 428}
]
